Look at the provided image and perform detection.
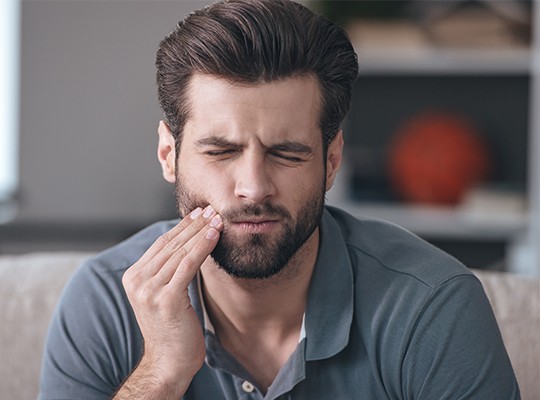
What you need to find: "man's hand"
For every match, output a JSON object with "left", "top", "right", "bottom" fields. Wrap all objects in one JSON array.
[{"left": 114, "top": 206, "right": 223, "bottom": 399}]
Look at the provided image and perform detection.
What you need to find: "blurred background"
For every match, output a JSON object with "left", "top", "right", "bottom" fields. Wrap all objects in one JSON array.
[{"left": 0, "top": 0, "right": 538, "bottom": 275}]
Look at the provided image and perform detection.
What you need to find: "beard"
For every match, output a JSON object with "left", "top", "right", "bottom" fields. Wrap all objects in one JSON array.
[{"left": 175, "top": 180, "right": 325, "bottom": 280}]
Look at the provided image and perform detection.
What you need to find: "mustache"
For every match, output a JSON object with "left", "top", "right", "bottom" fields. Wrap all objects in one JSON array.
[
  {"left": 220, "top": 203, "right": 291, "bottom": 222},
  {"left": 175, "top": 181, "right": 290, "bottom": 221}
]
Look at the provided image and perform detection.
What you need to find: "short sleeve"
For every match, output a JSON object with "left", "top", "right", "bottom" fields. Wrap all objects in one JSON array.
[{"left": 401, "top": 275, "right": 520, "bottom": 400}]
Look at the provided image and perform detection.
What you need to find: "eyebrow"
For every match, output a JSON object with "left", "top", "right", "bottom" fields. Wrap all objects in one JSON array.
[
  {"left": 194, "top": 136, "right": 313, "bottom": 154},
  {"left": 194, "top": 137, "right": 242, "bottom": 149},
  {"left": 270, "top": 141, "right": 313, "bottom": 154}
]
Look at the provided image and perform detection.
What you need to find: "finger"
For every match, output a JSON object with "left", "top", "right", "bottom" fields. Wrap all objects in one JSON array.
[
  {"left": 137, "top": 207, "right": 204, "bottom": 267},
  {"left": 128, "top": 207, "right": 202, "bottom": 276},
  {"left": 150, "top": 206, "right": 220, "bottom": 272},
  {"left": 155, "top": 213, "right": 222, "bottom": 285},
  {"left": 165, "top": 225, "right": 222, "bottom": 290},
  {"left": 127, "top": 206, "right": 215, "bottom": 280}
]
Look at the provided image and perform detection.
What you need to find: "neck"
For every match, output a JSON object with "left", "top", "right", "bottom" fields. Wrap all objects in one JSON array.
[{"left": 200, "top": 228, "right": 319, "bottom": 336}]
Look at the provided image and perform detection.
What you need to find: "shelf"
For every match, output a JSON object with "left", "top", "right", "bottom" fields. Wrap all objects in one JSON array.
[
  {"left": 355, "top": 47, "right": 531, "bottom": 75},
  {"left": 329, "top": 201, "right": 528, "bottom": 241}
]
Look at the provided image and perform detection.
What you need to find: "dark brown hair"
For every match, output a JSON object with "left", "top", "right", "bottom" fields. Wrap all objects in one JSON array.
[{"left": 156, "top": 0, "right": 358, "bottom": 151}]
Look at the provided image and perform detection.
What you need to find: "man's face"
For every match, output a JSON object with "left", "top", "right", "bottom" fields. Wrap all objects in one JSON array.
[{"left": 158, "top": 74, "right": 342, "bottom": 279}]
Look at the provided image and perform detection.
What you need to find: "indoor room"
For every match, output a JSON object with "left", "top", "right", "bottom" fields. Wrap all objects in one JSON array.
[{"left": 1, "top": 1, "right": 538, "bottom": 399}]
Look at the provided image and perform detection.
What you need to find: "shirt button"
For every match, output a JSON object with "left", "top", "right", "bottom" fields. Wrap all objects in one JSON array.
[{"left": 242, "top": 380, "right": 255, "bottom": 393}]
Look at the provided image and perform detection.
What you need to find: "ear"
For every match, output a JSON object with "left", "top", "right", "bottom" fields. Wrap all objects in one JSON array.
[
  {"left": 325, "top": 130, "right": 344, "bottom": 192},
  {"left": 157, "top": 120, "right": 176, "bottom": 183}
]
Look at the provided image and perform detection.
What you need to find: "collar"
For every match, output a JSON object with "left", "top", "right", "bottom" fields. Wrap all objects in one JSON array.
[
  {"left": 304, "top": 207, "right": 354, "bottom": 361},
  {"left": 195, "top": 273, "right": 216, "bottom": 334}
]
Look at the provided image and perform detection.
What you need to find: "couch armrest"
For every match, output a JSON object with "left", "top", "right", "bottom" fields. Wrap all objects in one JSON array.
[
  {"left": 0, "top": 252, "right": 93, "bottom": 400},
  {"left": 473, "top": 269, "right": 540, "bottom": 400}
]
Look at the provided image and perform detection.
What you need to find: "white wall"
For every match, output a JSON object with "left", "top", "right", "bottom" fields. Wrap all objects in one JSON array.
[{"left": 17, "top": 1, "right": 211, "bottom": 227}]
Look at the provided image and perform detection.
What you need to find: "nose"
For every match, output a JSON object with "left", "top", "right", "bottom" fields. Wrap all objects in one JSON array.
[{"left": 234, "top": 152, "right": 276, "bottom": 204}]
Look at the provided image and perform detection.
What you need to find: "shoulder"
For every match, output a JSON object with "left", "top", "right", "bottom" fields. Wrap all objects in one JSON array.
[
  {"left": 55, "top": 219, "right": 178, "bottom": 323},
  {"left": 324, "top": 205, "right": 474, "bottom": 290},
  {"left": 323, "top": 205, "right": 484, "bottom": 351}
]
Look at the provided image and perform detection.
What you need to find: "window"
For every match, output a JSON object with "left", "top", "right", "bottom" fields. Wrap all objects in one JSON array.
[{"left": 0, "top": 0, "right": 20, "bottom": 221}]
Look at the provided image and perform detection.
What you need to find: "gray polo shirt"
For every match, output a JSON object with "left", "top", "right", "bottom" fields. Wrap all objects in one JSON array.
[{"left": 39, "top": 206, "right": 520, "bottom": 399}]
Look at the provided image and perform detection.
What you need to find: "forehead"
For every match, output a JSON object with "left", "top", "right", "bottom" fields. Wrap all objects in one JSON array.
[{"left": 183, "top": 73, "right": 322, "bottom": 144}]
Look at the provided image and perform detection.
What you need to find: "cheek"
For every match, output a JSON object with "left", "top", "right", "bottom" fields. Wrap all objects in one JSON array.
[
  {"left": 280, "top": 166, "right": 325, "bottom": 204},
  {"left": 177, "top": 163, "right": 233, "bottom": 206}
]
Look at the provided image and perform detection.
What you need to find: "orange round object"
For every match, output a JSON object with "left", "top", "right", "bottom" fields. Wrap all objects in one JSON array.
[{"left": 388, "top": 112, "right": 491, "bottom": 205}]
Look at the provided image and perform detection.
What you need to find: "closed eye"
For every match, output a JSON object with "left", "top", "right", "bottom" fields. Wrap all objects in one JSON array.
[
  {"left": 196, "top": 137, "right": 242, "bottom": 158},
  {"left": 204, "top": 149, "right": 237, "bottom": 157},
  {"left": 270, "top": 151, "right": 306, "bottom": 163},
  {"left": 269, "top": 142, "right": 312, "bottom": 163}
]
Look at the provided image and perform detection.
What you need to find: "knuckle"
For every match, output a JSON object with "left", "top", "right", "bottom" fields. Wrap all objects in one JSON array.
[
  {"left": 154, "top": 291, "right": 172, "bottom": 310},
  {"left": 177, "top": 216, "right": 192, "bottom": 229},
  {"left": 123, "top": 270, "right": 175, "bottom": 313},
  {"left": 180, "top": 254, "right": 195, "bottom": 271},
  {"left": 194, "top": 216, "right": 210, "bottom": 229},
  {"left": 159, "top": 220, "right": 191, "bottom": 245},
  {"left": 185, "top": 216, "right": 208, "bottom": 233},
  {"left": 122, "top": 268, "right": 138, "bottom": 290},
  {"left": 170, "top": 238, "right": 184, "bottom": 253},
  {"left": 194, "top": 235, "right": 213, "bottom": 253},
  {"left": 157, "top": 232, "right": 172, "bottom": 247},
  {"left": 169, "top": 241, "right": 188, "bottom": 258},
  {"left": 121, "top": 270, "right": 131, "bottom": 286},
  {"left": 137, "top": 284, "right": 156, "bottom": 306}
]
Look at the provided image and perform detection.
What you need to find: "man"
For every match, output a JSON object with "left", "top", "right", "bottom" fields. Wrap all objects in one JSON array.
[{"left": 39, "top": 0, "right": 520, "bottom": 399}]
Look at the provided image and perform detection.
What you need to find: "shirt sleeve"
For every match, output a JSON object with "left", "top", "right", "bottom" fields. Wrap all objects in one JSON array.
[
  {"left": 38, "top": 259, "right": 142, "bottom": 400},
  {"left": 401, "top": 274, "right": 520, "bottom": 400}
]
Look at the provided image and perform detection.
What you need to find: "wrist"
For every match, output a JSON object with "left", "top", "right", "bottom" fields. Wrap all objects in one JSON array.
[
  {"left": 113, "top": 354, "right": 196, "bottom": 399},
  {"left": 138, "top": 352, "right": 196, "bottom": 392}
]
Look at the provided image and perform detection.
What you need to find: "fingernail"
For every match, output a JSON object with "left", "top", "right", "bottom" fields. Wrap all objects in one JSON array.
[
  {"left": 209, "top": 214, "right": 221, "bottom": 228},
  {"left": 190, "top": 207, "right": 202, "bottom": 220},
  {"left": 203, "top": 205, "right": 214, "bottom": 218},
  {"left": 206, "top": 228, "right": 219, "bottom": 240}
]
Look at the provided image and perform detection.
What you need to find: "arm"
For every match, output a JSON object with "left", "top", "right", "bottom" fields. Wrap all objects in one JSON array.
[{"left": 113, "top": 206, "right": 222, "bottom": 399}]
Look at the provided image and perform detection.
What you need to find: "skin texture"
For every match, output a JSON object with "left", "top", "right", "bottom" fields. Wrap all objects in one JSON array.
[{"left": 116, "top": 74, "right": 343, "bottom": 397}]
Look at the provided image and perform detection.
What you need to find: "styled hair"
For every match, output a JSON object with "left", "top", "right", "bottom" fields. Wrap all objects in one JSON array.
[{"left": 156, "top": 0, "right": 358, "bottom": 151}]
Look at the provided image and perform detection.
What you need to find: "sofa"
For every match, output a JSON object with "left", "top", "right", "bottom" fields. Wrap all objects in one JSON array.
[{"left": 1, "top": 252, "right": 539, "bottom": 400}]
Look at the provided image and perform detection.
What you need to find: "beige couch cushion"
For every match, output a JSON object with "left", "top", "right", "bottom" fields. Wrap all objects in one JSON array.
[
  {"left": 0, "top": 252, "right": 92, "bottom": 400},
  {"left": 474, "top": 269, "right": 540, "bottom": 400}
]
